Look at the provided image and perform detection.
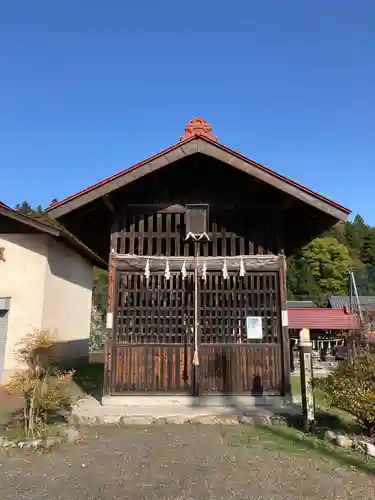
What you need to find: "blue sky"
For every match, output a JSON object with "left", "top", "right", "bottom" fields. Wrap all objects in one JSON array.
[{"left": 1, "top": 1, "right": 374, "bottom": 222}]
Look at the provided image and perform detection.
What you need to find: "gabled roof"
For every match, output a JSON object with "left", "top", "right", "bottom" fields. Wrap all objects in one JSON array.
[
  {"left": 288, "top": 308, "right": 360, "bottom": 330},
  {"left": 0, "top": 204, "right": 106, "bottom": 268},
  {"left": 287, "top": 300, "right": 317, "bottom": 309},
  {"left": 328, "top": 296, "right": 375, "bottom": 310},
  {"left": 47, "top": 118, "right": 351, "bottom": 221}
]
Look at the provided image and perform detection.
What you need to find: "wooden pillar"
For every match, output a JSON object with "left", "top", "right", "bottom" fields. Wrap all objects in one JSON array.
[
  {"left": 299, "top": 328, "right": 315, "bottom": 431},
  {"left": 347, "top": 329, "right": 357, "bottom": 363},
  {"left": 279, "top": 255, "right": 291, "bottom": 399},
  {"left": 104, "top": 253, "right": 116, "bottom": 396}
]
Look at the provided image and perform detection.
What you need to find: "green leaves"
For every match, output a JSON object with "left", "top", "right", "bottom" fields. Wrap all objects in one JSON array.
[
  {"left": 287, "top": 236, "right": 351, "bottom": 306},
  {"left": 316, "top": 352, "right": 375, "bottom": 436},
  {"left": 286, "top": 213, "right": 375, "bottom": 303}
]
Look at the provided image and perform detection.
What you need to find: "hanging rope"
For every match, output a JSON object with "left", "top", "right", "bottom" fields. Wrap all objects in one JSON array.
[
  {"left": 144, "top": 258, "right": 150, "bottom": 280},
  {"left": 222, "top": 259, "right": 229, "bottom": 279},
  {"left": 239, "top": 257, "right": 245, "bottom": 277},
  {"left": 181, "top": 260, "right": 187, "bottom": 280},
  {"left": 164, "top": 260, "right": 170, "bottom": 280},
  {"left": 114, "top": 253, "right": 279, "bottom": 274},
  {"left": 192, "top": 245, "right": 199, "bottom": 367},
  {"left": 202, "top": 262, "right": 207, "bottom": 282}
]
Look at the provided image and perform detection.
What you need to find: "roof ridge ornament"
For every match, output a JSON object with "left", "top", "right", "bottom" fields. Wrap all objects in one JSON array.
[{"left": 180, "top": 117, "right": 217, "bottom": 142}]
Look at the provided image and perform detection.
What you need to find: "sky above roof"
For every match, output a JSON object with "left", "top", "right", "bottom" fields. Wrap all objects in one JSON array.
[{"left": 1, "top": 1, "right": 374, "bottom": 222}]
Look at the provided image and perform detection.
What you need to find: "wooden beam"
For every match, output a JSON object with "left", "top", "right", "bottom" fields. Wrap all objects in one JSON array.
[
  {"left": 113, "top": 255, "right": 282, "bottom": 273},
  {"left": 197, "top": 140, "right": 349, "bottom": 221},
  {"left": 119, "top": 203, "right": 288, "bottom": 213},
  {"left": 279, "top": 256, "right": 292, "bottom": 398},
  {"left": 102, "top": 194, "right": 115, "bottom": 214}
]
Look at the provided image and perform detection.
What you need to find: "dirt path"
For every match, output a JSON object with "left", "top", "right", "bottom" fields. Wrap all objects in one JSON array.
[{"left": 0, "top": 425, "right": 374, "bottom": 499}]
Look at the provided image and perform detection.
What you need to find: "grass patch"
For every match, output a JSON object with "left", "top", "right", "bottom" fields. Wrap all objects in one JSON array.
[
  {"left": 228, "top": 425, "right": 375, "bottom": 476},
  {"left": 291, "top": 374, "right": 364, "bottom": 436},
  {"left": 291, "top": 374, "right": 354, "bottom": 423},
  {"left": 291, "top": 374, "right": 301, "bottom": 396},
  {"left": 291, "top": 375, "right": 327, "bottom": 404}
]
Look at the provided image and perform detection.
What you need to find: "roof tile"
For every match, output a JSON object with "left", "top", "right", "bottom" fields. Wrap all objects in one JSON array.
[{"left": 288, "top": 308, "right": 360, "bottom": 330}]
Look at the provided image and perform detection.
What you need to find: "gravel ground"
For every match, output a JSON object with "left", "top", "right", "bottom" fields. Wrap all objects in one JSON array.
[{"left": 0, "top": 425, "right": 374, "bottom": 500}]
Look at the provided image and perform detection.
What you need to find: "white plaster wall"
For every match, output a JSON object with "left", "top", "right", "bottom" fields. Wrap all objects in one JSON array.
[
  {"left": 42, "top": 238, "right": 93, "bottom": 363},
  {"left": 0, "top": 233, "right": 93, "bottom": 382},
  {"left": 0, "top": 234, "right": 48, "bottom": 377}
]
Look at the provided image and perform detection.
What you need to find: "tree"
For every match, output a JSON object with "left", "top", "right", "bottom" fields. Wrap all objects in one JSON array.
[
  {"left": 316, "top": 352, "right": 375, "bottom": 436},
  {"left": 299, "top": 237, "right": 351, "bottom": 304},
  {"left": 89, "top": 304, "right": 106, "bottom": 351},
  {"left": 360, "top": 229, "right": 375, "bottom": 267},
  {"left": 345, "top": 215, "right": 367, "bottom": 253},
  {"left": 15, "top": 200, "right": 33, "bottom": 215},
  {"left": 287, "top": 253, "right": 324, "bottom": 304},
  {"left": 92, "top": 267, "right": 108, "bottom": 316}
]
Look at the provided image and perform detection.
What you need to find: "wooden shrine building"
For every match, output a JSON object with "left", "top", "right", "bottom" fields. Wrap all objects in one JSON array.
[{"left": 48, "top": 118, "right": 350, "bottom": 398}]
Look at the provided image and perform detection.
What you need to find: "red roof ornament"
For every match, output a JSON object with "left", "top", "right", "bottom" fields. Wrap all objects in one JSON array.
[{"left": 180, "top": 118, "right": 217, "bottom": 142}]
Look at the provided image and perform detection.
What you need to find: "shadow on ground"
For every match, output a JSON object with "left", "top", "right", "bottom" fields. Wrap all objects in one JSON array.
[{"left": 72, "top": 362, "right": 104, "bottom": 402}]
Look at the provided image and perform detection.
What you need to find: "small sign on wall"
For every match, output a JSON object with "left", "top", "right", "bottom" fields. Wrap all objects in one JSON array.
[{"left": 246, "top": 316, "right": 263, "bottom": 340}]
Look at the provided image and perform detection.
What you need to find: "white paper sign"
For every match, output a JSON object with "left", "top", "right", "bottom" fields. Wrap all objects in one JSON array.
[
  {"left": 246, "top": 316, "right": 263, "bottom": 340},
  {"left": 282, "top": 310, "right": 289, "bottom": 327}
]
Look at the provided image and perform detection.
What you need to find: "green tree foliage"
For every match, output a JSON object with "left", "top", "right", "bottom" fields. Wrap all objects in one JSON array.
[
  {"left": 288, "top": 215, "right": 375, "bottom": 304},
  {"left": 315, "top": 352, "right": 375, "bottom": 436},
  {"left": 14, "top": 200, "right": 59, "bottom": 226},
  {"left": 302, "top": 237, "right": 351, "bottom": 297},
  {"left": 361, "top": 231, "right": 375, "bottom": 267},
  {"left": 15, "top": 200, "right": 34, "bottom": 215},
  {"left": 287, "top": 237, "right": 351, "bottom": 306},
  {"left": 93, "top": 267, "right": 108, "bottom": 316},
  {"left": 345, "top": 215, "right": 367, "bottom": 252}
]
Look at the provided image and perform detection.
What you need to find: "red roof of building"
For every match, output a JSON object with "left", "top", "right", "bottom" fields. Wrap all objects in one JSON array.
[
  {"left": 47, "top": 118, "right": 351, "bottom": 217},
  {"left": 288, "top": 308, "right": 360, "bottom": 330}
]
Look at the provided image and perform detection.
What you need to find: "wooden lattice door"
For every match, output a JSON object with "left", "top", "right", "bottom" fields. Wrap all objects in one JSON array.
[
  {"left": 111, "top": 271, "right": 195, "bottom": 393},
  {"left": 109, "top": 268, "right": 283, "bottom": 395},
  {"left": 198, "top": 271, "right": 283, "bottom": 395}
]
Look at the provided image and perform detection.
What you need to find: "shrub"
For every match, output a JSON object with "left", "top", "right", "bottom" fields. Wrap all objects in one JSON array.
[
  {"left": 315, "top": 351, "right": 375, "bottom": 436},
  {"left": 5, "top": 328, "right": 74, "bottom": 438},
  {"left": 89, "top": 304, "right": 106, "bottom": 352}
]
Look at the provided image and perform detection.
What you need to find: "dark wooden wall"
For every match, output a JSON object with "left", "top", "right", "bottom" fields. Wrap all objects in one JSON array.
[
  {"left": 108, "top": 344, "right": 282, "bottom": 395},
  {"left": 104, "top": 155, "right": 291, "bottom": 397},
  {"left": 105, "top": 267, "right": 288, "bottom": 396},
  {"left": 113, "top": 209, "right": 279, "bottom": 258},
  {"left": 55, "top": 152, "right": 338, "bottom": 261},
  {"left": 114, "top": 271, "right": 281, "bottom": 345},
  {"left": 109, "top": 155, "right": 288, "bottom": 257}
]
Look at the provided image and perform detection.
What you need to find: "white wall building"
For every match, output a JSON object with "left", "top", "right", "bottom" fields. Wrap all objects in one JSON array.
[{"left": 0, "top": 203, "right": 105, "bottom": 382}]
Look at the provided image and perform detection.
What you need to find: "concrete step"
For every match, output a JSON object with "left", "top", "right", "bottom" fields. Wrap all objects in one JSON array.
[
  {"left": 71, "top": 395, "right": 301, "bottom": 425},
  {"left": 101, "top": 394, "right": 292, "bottom": 408}
]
